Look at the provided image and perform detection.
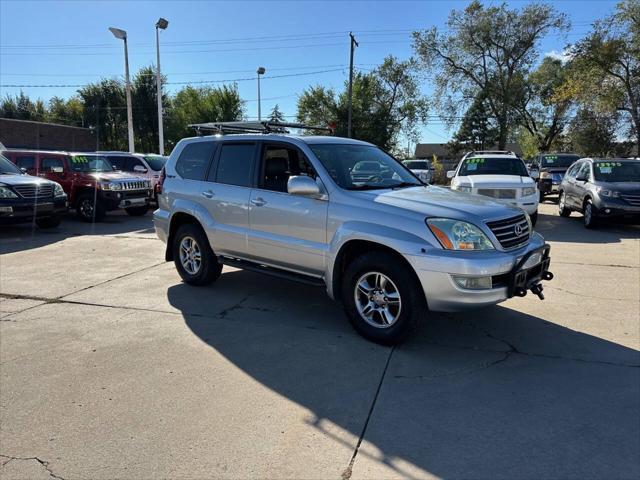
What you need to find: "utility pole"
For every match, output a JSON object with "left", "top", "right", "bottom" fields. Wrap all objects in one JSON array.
[
  {"left": 347, "top": 32, "right": 358, "bottom": 138},
  {"left": 109, "top": 27, "right": 135, "bottom": 153},
  {"left": 155, "top": 18, "right": 169, "bottom": 155}
]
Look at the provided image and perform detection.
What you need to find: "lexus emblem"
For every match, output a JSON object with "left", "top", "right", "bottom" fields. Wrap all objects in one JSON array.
[{"left": 514, "top": 224, "right": 524, "bottom": 236}]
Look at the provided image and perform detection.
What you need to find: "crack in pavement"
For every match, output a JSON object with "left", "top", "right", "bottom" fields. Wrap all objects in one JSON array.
[
  {"left": 0, "top": 454, "right": 66, "bottom": 480},
  {"left": 546, "top": 285, "right": 635, "bottom": 302},
  {"left": 393, "top": 350, "right": 512, "bottom": 380},
  {"left": 341, "top": 346, "right": 395, "bottom": 480},
  {"left": 553, "top": 260, "right": 640, "bottom": 269}
]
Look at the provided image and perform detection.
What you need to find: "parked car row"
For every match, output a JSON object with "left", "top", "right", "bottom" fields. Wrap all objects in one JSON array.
[{"left": 0, "top": 149, "right": 167, "bottom": 226}]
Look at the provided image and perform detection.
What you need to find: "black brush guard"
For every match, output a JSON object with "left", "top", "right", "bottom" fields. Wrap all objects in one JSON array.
[{"left": 507, "top": 244, "right": 553, "bottom": 300}]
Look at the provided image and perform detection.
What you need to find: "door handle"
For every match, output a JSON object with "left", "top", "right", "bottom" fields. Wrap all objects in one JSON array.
[
  {"left": 251, "top": 197, "right": 267, "bottom": 207},
  {"left": 201, "top": 190, "right": 214, "bottom": 198}
]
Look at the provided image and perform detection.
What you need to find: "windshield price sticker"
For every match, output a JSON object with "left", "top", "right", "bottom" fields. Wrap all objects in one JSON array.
[
  {"left": 467, "top": 158, "right": 484, "bottom": 164},
  {"left": 71, "top": 156, "right": 88, "bottom": 163}
]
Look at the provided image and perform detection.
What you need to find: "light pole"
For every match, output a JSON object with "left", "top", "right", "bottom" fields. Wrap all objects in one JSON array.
[
  {"left": 155, "top": 18, "right": 168, "bottom": 155},
  {"left": 257, "top": 66, "right": 265, "bottom": 121},
  {"left": 109, "top": 27, "right": 135, "bottom": 153}
]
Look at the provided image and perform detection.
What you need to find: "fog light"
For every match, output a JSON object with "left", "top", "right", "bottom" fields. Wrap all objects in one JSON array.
[
  {"left": 522, "top": 252, "right": 542, "bottom": 269},
  {"left": 453, "top": 275, "right": 493, "bottom": 290},
  {"left": 604, "top": 208, "right": 611, "bottom": 214},
  {"left": 0, "top": 206, "right": 13, "bottom": 213}
]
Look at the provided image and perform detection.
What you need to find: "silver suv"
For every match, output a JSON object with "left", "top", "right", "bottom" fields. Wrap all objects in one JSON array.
[{"left": 154, "top": 123, "right": 553, "bottom": 344}]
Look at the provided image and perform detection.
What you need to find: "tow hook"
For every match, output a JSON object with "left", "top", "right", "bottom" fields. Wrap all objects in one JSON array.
[{"left": 531, "top": 283, "right": 545, "bottom": 300}]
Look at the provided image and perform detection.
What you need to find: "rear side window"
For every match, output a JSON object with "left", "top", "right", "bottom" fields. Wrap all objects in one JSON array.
[
  {"left": 213, "top": 143, "right": 256, "bottom": 187},
  {"left": 41, "top": 156, "right": 65, "bottom": 172},
  {"left": 175, "top": 142, "right": 215, "bottom": 181},
  {"left": 16, "top": 155, "right": 36, "bottom": 170}
]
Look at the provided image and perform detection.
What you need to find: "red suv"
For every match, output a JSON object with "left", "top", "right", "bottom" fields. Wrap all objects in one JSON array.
[{"left": 3, "top": 149, "right": 153, "bottom": 222}]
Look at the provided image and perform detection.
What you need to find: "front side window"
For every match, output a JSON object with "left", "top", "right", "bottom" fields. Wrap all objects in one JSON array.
[
  {"left": 259, "top": 145, "right": 316, "bottom": 193},
  {"left": 108, "top": 156, "right": 126, "bottom": 171},
  {"left": 214, "top": 143, "right": 255, "bottom": 187},
  {"left": 576, "top": 162, "right": 592, "bottom": 181},
  {"left": 69, "top": 155, "right": 115, "bottom": 173},
  {"left": 125, "top": 157, "right": 145, "bottom": 171},
  {"left": 175, "top": 142, "right": 215, "bottom": 181},
  {"left": 16, "top": 155, "right": 36, "bottom": 171},
  {"left": 593, "top": 161, "right": 640, "bottom": 182},
  {"left": 458, "top": 157, "right": 529, "bottom": 176},
  {"left": 309, "top": 144, "right": 420, "bottom": 190},
  {"left": 565, "top": 162, "right": 581, "bottom": 179},
  {"left": 0, "top": 155, "right": 21, "bottom": 174}
]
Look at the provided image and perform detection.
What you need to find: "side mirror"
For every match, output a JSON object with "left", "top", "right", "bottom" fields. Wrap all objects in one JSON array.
[
  {"left": 446, "top": 170, "right": 455, "bottom": 179},
  {"left": 576, "top": 175, "right": 588, "bottom": 182},
  {"left": 287, "top": 175, "right": 321, "bottom": 197},
  {"left": 134, "top": 165, "right": 148, "bottom": 173},
  {"left": 20, "top": 167, "right": 27, "bottom": 174}
]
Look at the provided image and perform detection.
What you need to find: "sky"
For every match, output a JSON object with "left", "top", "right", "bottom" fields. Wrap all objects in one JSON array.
[{"left": 0, "top": 0, "right": 618, "bottom": 147}]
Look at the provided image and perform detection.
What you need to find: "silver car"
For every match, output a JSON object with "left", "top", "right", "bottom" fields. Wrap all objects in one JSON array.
[{"left": 154, "top": 130, "right": 553, "bottom": 344}]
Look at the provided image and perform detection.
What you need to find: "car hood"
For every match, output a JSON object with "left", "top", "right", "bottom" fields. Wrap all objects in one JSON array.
[
  {"left": 89, "top": 172, "right": 146, "bottom": 182},
  {"left": 0, "top": 173, "right": 53, "bottom": 186},
  {"left": 456, "top": 175, "right": 534, "bottom": 188},
  {"left": 354, "top": 185, "right": 523, "bottom": 221}
]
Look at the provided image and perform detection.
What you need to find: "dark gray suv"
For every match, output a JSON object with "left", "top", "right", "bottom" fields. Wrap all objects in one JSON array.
[{"left": 558, "top": 158, "right": 640, "bottom": 228}]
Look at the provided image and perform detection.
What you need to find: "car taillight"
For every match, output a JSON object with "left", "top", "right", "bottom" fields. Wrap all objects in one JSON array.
[{"left": 156, "top": 167, "right": 166, "bottom": 194}]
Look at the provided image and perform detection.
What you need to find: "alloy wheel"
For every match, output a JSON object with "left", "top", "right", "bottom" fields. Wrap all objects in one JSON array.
[
  {"left": 179, "top": 236, "right": 202, "bottom": 275},
  {"left": 354, "top": 271, "right": 402, "bottom": 328}
]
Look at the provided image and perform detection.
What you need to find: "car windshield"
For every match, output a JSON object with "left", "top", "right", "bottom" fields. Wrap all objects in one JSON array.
[
  {"left": 144, "top": 155, "right": 168, "bottom": 171},
  {"left": 0, "top": 155, "right": 21, "bottom": 174},
  {"left": 541, "top": 154, "right": 580, "bottom": 168},
  {"left": 404, "top": 160, "right": 430, "bottom": 169},
  {"left": 69, "top": 155, "right": 115, "bottom": 172},
  {"left": 309, "top": 144, "right": 422, "bottom": 190},
  {"left": 459, "top": 156, "right": 528, "bottom": 176},
  {"left": 593, "top": 161, "right": 640, "bottom": 182}
]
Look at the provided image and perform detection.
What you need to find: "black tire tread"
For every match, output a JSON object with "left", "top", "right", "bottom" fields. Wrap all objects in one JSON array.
[{"left": 172, "top": 223, "right": 222, "bottom": 286}]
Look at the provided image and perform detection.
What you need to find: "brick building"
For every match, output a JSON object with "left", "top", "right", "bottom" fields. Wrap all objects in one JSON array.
[{"left": 0, "top": 118, "right": 95, "bottom": 151}]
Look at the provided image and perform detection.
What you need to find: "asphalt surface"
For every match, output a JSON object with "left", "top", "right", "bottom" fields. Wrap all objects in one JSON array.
[{"left": 1, "top": 202, "right": 639, "bottom": 479}]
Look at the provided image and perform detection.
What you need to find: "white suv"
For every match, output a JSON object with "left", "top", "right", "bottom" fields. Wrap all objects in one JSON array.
[{"left": 448, "top": 151, "right": 539, "bottom": 225}]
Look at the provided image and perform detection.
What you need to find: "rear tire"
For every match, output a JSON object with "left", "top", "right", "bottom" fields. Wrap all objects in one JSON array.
[
  {"left": 583, "top": 199, "right": 598, "bottom": 229},
  {"left": 558, "top": 191, "right": 571, "bottom": 217},
  {"left": 76, "top": 194, "right": 105, "bottom": 223},
  {"left": 126, "top": 205, "right": 149, "bottom": 216},
  {"left": 172, "top": 223, "right": 222, "bottom": 286},
  {"left": 341, "top": 251, "right": 426, "bottom": 345},
  {"left": 530, "top": 211, "right": 538, "bottom": 227},
  {"left": 35, "top": 215, "right": 62, "bottom": 229},
  {"left": 539, "top": 190, "right": 545, "bottom": 203}
]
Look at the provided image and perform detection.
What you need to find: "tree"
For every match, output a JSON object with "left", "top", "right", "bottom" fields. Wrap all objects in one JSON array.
[
  {"left": 296, "top": 56, "right": 428, "bottom": 151},
  {"left": 166, "top": 84, "right": 244, "bottom": 145},
  {"left": 268, "top": 104, "right": 285, "bottom": 123},
  {"left": 448, "top": 93, "right": 498, "bottom": 152},
  {"left": 412, "top": 0, "right": 569, "bottom": 149},
  {"left": 0, "top": 92, "right": 47, "bottom": 121},
  {"left": 132, "top": 66, "right": 168, "bottom": 153},
  {"left": 77, "top": 79, "right": 128, "bottom": 150},
  {"left": 569, "top": 0, "right": 640, "bottom": 149},
  {"left": 516, "top": 57, "right": 574, "bottom": 151},
  {"left": 47, "top": 96, "right": 85, "bottom": 127},
  {"left": 568, "top": 108, "right": 617, "bottom": 156}
]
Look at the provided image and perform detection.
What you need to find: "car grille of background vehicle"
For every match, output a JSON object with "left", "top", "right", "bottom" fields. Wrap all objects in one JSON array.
[
  {"left": 477, "top": 188, "right": 516, "bottom": 199},
  {"left": 13, "top": 184, "right": 54, "bottom": 199},
  {"left": 621, "top": 194, "right": 640, "bottom": 206},
  {"left": 485, "top": 214, "right": 531, "bottom": 249},
  {"left": 121, "top": 181, "right": 147, "bottom": 190}
]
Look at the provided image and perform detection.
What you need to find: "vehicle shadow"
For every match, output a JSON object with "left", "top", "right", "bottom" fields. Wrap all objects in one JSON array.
[
  {"left": 535, "top": 210, "right": 640, "bottom": 244},
  {"left": 0, "top": 211, "right": 155, "bottom": 255},
  {"left": 167, "top": 269, "right": 640, "bottom": 478}
]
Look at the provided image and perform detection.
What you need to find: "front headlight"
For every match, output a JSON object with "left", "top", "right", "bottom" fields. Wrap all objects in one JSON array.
[
  {"left": 52, "top": 182, "right": 65, "bottom": 197},
  {"left": 596, "top": 187, "right": 619, "bottom": 198},
  {"left": 540, "top": 171, "right": 551, "bottom": 179},
  {"left": 0, "top": 186, "right": 18, "bottom": 199},
  {"left": 522, "top": 186, "right": 537, "bottom": 197},
  {"left": 455, "top": 185, "right": 473, "bottom": 193},
  {"left": 100, "top": 181, "right": 122, "bottom": 191},
  {"left": 426, "top": 218, "right": 495, "bottom": 250}
]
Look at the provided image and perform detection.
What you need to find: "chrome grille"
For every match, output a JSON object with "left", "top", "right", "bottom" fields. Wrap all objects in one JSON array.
[
  {"left": 477, "top": 188, "right": 517, "bottom": 199},
  {"left": 621, "top": 193, "right": 640, "bottom": 206},
  {"left": 13, "top": 184, "right": 54, "bottom": 199},
  {"left": 486, "top": 214, "right": 530, "bottom": 249},
  {"left": 119, "top": 180, "right": 149, "bottom": 191}
]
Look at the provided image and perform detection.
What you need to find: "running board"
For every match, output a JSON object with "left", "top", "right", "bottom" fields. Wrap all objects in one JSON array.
[{"left": 219, "top": 256, "right": 325, "bottom": 287}]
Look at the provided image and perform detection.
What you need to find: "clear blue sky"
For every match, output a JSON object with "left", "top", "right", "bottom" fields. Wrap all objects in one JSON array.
[{"left": 0, "top": 0, "right": 617, "bottom": 146}]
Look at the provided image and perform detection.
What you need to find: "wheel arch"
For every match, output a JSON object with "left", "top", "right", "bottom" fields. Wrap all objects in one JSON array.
[{"left": 166, "top": 211, "right": 205, "bottom": 261}]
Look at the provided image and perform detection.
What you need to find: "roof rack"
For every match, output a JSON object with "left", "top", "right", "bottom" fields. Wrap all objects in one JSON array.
[
  {"left": 467, "top": 150, "right": 516, "bottom": 156},
  {"left": 188, "top": 121, "right": 334, "bottom": 136}
]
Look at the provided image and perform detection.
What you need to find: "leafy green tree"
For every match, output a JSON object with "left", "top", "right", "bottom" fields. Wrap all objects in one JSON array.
[
  {"left": 568, "top": 108, "right": 617, "bottom": 156},
  {"left": 0, "top": 91, "right": 47, "bottom": 121},
  {"left": 77, "top": 79, "right": 128, "bottom": 150},
  {"left": 47, "top": 96, "right": 85, "bottom": 127},
  {"left": 296, "top": 56, "right": 428, "bottom": 151},
  {"left": 569, "top": 0, "right": 640, "bottom": 149},
  {"left": 448, "top": 93, "right": 498, "bottom": 153},
  {"left": 166, "top": 84, "right": 244, "bottom": 145},
  {"left": 517, "top": 57, "right": 574, "bottom": 151},
  {"left": 268, "top": 104, "right": 285, "bottom": 123},
  {"left": 412, "top": 0, "right": 569, "bottom": 149},
  {"left": 132, "top": 66, "right": 168, "bottom": 153}
]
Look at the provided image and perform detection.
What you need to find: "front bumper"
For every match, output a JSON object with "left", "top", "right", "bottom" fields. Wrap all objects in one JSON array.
[
  {"left": 405, "top": 233, "right": 553, "bottom": 311},
  {"left": 538, "top": 178, "right": 563, "bottom": 194},
  {"left": 593, "top": 200, "right": 640, "bottom": 223},
  {"left": 0, "top": 195, "right": 68, "bottom": 224},
  {"left": 100, "top": 189, "right": 153, "bottom": 211}
]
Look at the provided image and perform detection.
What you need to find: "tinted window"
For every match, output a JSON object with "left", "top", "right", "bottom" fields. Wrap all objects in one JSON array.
[
  {"left": 125, "top": 157, "right": 145, "bottom": 171},
  {"left": 404, "top": 160, "right": 429, "bottom": 169},
  {"left": 176, "top": 142, "right": 215, "bottom": 181},
  {"left": 259, "top": 145, "right": 316, "bottom": 193},
  {"left": 576, "top": 162, "right": 591, "bottom": 180},
  {"left": 566, "top": 162, "right": 581, "bottom": 179},
  {"left": 143, "top": 155, "right": 167, "bottom": 171},
  {"left": 541, "top": 154, "right": 580, "bottom": 168},
  {"left": 16, "top": 155, "right": 36, "bottom": 170},
  {"left": 0, "top": 155, "right": 21, "bottom": 174},
  {"left": 108, "top": 156, "right": 126, "bottom": 170},
  {"left": 214, "top": 143, "right": 255, "bottom": 187},
  {"left": 459, "top": 157, "right": 528, "bottom": 176},
  {"left": 42, "top": 157, "right": 64, "bottom": 172},
  {"left": 593, "top": 161, "right": 640, "bottom": 182}
]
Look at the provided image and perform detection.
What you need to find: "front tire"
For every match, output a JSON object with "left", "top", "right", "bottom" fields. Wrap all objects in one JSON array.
[
  {"left": 558, "top": 191, "right": 571, "bottom": 217},
  {"left": 172, "top": 223, "right": 222, "bottom": 286},
  {"left": 539, "top": 190, "right": 545, "bottom": 203},
  {"left": 35, "top": 215, "right": 62, "bottom": 229},
  {"left": 341, "top": 252, "right": 426, "bottom": 345},
  {"left": 126, "top": 205, "right": 149, "bottom": 216},
  {"left": 583, "top": 199, "right": 598, "bottom": 229},
  {"left": 530, "top": 211, "right": 538, "bottom": 227},
  {"left": 76, "top": 194, "right": 105, "bottom": 222}
]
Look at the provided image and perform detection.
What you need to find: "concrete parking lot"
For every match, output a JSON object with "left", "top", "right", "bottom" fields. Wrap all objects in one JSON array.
[{"left": 1, "top": 202, "right": 638, "bottom": 479}]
